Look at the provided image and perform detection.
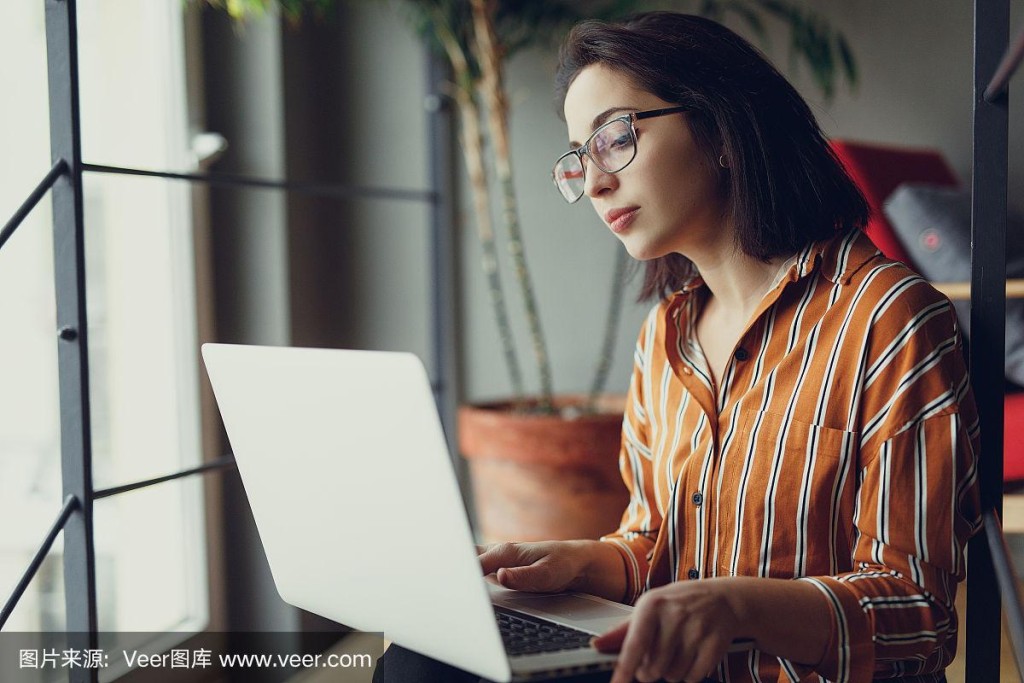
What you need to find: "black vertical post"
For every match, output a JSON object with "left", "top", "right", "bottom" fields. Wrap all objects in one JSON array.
[
  {"left": 426, "top": 51, "right": 460, "bottom": 460},
  {"left": 966, "top": 0, "right": 1008, "bottom": 680},
  {"left": 44, "top": 0, "right": 98, "bottom": 673}
]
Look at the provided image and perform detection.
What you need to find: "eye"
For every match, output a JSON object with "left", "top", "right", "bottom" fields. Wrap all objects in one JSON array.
[
  {"left": 609, "top": 132, "right": 631, "bottom": 150},
  {"left": 592, "top": 125, "right": 629, "bottom": 155}
]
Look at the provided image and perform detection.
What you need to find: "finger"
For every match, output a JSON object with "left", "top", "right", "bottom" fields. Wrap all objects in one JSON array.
[
  {"left": 591, "top": 620, "right": 628, "bottom": 653},
  {"left": 495, "top": 567, "right": 518, "bottom": 588},
  {"left": 681, "top": 633, "right": 729, "bottom": 683},
  {"left": 610, "top": 611, "right": 656, "bottom": 683},
  {"left": 644, "top": 606, "right": 684, "bottom": 677},
  {"left": 633, "top": 623, "right": 665, "bottom": 683},
  {"left": 478, "top": 542, "right": 519, "bottom": 575},
  {"left": 496, "top": 563, "right": 553, "bottom": 592},
  {"left": 664, "top": 642, "right": 696, "bottom": 683},
  {"left": 634, "top": 650, "right": 656, "bottom": 683}
]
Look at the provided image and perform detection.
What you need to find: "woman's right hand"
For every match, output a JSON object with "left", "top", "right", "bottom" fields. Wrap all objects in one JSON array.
[{"left": 477, "top": 541, "right": 590, "bottom": 594}]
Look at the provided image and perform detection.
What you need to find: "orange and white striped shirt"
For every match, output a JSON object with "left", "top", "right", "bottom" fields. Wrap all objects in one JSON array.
[{"left": 602, "top": 229, "right": 982, "bottom": 682}]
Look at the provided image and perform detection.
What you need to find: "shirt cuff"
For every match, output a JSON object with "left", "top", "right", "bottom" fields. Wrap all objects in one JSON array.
[
  {"left": 798, "top": 576, "right": 875, "bottom": 683},
  {"left": 599, "top": 534, "right": 653, "bottom": 605}
]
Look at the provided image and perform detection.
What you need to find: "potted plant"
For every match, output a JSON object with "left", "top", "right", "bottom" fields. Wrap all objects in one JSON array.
[{"left": 205, "top": 0, "right": 857, "bottom": 542}]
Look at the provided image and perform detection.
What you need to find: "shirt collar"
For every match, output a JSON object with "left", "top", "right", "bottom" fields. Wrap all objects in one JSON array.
[
  {"left": 794, "top": 228, "right": 881, "bottom": 285},
  {"left": 672, "top": 228, "right": 880, "bottom": 299}
]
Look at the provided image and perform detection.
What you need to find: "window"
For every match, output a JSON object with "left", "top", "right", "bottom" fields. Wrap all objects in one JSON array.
[{"left": 0, "top": 0, "right": 208, "bottom": 641}]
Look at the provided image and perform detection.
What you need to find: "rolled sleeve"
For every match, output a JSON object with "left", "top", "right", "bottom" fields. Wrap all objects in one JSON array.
[
  {"left": 795, "top": 406, "right": 981, "bottom": 680},
  {"left": 600, "top": 312, "right": 662, "bottom": 605},
  {"left": 799, "top": 576, "right": 875, "bottom": 683},
  {"left": 802, "top": 287, "right": 983, "bottom": 678}
]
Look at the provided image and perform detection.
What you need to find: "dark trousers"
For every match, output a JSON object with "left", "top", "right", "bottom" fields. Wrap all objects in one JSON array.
[
  {"left": 372, "top": 644, "right": 613, "bottom": 683},
  {"left": 373, "top": 645, "right": 948, "bottom": 683}
]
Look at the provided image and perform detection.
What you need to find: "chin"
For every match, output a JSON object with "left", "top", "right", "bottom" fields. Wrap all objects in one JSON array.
[{"left": 620, "top": 238, "right": 668, "bottom": 262}]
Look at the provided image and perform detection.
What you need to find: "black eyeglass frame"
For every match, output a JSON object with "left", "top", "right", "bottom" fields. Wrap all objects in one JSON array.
[{"left": 551, "top": 105, "right": 691, "bottom": 203}]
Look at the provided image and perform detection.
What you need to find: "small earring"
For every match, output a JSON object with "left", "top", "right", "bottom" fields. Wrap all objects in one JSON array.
[{"left": 718, "top": 154, "right": 729, "bottom": 169}]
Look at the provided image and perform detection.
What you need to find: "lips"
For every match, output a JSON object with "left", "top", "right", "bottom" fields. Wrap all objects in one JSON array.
[{"left": 603, "top": 207, "right": 640, "bottom": 233}]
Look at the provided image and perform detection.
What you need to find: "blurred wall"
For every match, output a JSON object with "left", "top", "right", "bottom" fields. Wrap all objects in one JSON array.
[
  {"left": 460, "top": 0, "right": 1024, "bottom": 401},
  {"left": 202, "top": 1, "right": 1024, "bottom": 414}
]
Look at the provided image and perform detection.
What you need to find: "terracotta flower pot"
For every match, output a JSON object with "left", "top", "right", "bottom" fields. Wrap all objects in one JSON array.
[{"left": 458, "top": 395, "right": 629, "bottom": 543}]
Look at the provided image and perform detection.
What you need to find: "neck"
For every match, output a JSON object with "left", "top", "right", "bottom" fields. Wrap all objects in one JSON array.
[{"left": 693, "top": 246, "right": 791, "bottom": 322}]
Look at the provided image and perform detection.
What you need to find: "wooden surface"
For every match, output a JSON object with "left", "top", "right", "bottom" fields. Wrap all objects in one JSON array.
[{"left": 931, "top": 279, "right": 1024, "bottom": 300}]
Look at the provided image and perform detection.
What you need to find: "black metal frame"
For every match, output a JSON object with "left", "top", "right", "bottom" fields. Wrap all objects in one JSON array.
[
  {"left": 965, "top": 2, "right": 1011, "bottom": 679},
  {"left": 1, "top": 3, "right": 457, "bottom": 682},
  {"left": 2, "top": 0, "right": 1022, "bottom": 681},
  {"left": 43, "top": 3, "right": 98, "bottom": 673}
]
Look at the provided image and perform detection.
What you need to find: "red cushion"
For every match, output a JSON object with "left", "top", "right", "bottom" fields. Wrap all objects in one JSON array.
[
  {"left": 1004, "top": 392, "right": 1024, "bottom": 482},
  {"left": 831, "top": 140, "right": 961, "bottom": 266}
]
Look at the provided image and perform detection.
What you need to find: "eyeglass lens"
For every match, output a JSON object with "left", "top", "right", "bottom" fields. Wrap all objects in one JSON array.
[{"left": 553, "top": 119, "right": 635, "bottom": 202}]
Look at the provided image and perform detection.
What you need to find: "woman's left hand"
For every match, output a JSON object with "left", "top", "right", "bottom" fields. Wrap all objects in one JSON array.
[{"left": 592, "top": 577, "right": 746, "bottom": 683}]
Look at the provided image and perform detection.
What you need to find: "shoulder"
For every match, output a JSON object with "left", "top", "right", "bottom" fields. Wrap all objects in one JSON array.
[
  {"left": 843, "top": 257, "right": 973, "bottom": 445},
  {"left": 797, "top": 229, "right": 957, "bottom": 334},
  {"left": 816, "top": 229, "right": 951, "bottom": 312},
  {"left": 842, "top": 251, "right": 959, "bottom": 340},
  {"left": 813, "top": 232, "right": 965, "bottom": 383}
]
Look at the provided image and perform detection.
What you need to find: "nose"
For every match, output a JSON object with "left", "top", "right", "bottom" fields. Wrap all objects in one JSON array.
[{"left": 583, "top": 156, "right": 617, "bottom": 199}]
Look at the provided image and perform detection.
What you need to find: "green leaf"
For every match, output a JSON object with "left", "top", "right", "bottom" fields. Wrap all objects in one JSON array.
[
  {"left": 837, "top": 34, "right": 858, "bottom": 87},
  {"left": 201, "top": 0, "right": 858, "bottom": 101},
  {"left": 747, "top": 0, "right": 853, "bottom": 102}
]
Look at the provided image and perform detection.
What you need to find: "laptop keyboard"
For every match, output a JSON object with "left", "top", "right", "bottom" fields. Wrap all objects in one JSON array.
[{"left": 494, "top": 607, "right": 595, "bottom": 656}]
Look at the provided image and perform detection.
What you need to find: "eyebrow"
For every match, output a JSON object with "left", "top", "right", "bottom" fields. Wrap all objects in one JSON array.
[{"left": 567, "top": 106, "right": 638, "bottom": 147}]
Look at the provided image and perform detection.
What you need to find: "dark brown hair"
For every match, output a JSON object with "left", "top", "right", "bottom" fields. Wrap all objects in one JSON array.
[{"left": 555, "top": 12, "right": 869, "bottom": 300}]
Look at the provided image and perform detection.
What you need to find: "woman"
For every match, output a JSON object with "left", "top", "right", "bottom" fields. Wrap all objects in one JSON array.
[{"left": 379, "top": 12, "right": 980, "bottom": 683}]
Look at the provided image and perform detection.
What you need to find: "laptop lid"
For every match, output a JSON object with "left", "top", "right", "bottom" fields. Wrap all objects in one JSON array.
[{"left": 201, "top": 343, "right": 512, "bottom": 682}]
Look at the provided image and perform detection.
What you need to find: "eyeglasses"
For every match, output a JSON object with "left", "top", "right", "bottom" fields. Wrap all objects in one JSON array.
[{"left": 551, "top": 106, "right": 690, "bottom": 203}]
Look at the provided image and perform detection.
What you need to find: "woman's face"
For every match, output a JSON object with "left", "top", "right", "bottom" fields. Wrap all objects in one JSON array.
[{"left": 562, "top": 64, "right": 730, "bottom": 261}]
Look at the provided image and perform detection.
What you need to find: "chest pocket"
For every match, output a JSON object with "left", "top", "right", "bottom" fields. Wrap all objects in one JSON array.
[
  {"left": 715, "top": 409, "right": 858, "bottom": 578},
  {"left": 741, "top": 408, "right": 855, "bottom": 463}
]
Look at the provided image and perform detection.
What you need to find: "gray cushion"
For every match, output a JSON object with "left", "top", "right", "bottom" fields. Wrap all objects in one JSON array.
[{"left": 883, "top": 182, "right": 1024, "bottom": 386}]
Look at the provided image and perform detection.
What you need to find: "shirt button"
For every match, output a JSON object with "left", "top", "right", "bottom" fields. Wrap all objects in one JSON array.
[
  {"left": 687, "top": 568, "right": 699, "bottom": 580},
  {"left": 682, "top": 366, "right": 693, "bottom": 375},
  {"left": 691, "top": 492, "right": 703, "bottom": 506},
  {"left": 734, "top": 347, "right": 750, "bottom": 361}
]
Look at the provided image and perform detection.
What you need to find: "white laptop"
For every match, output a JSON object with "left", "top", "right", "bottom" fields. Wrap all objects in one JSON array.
[{"left": 201, "top": 343, "right": 637, "bottom": 682}]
